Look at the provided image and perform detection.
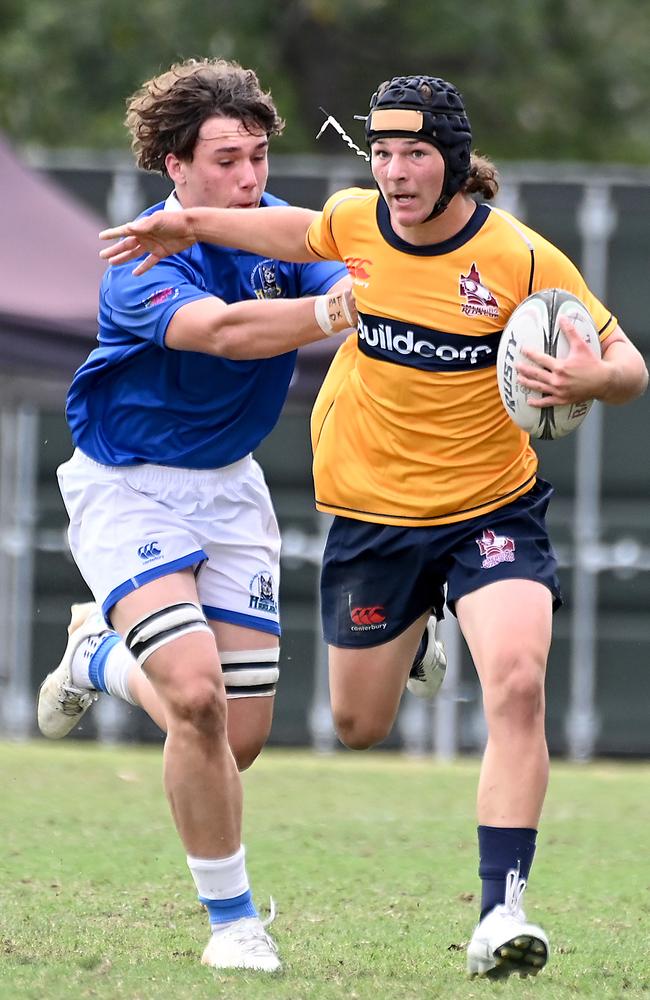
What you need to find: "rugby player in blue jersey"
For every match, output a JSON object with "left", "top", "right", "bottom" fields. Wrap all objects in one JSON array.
[{"left": 37, "top": 58, "right": 356, "bottom": 974}]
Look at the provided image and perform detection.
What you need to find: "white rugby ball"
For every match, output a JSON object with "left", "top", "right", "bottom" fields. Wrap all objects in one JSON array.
[{"left": 496, "top": 288, "right": 601, "bottom": 439}]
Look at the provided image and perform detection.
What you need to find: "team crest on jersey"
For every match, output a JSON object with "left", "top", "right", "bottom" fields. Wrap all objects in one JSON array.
[
  {"left": 249, "top": 572, "right": 278, "bottom": 614},
  {"left": 459, "top": 263, "right": 499, "bottom": 318},
  {"left": 344, "top": 257, "right": 372, "bottom": 288},
  {"left": 476, "top": 529, "right": 515, "bottom": 569},
  {"left": 142, "top": 287, "right": 180, "bottom": 309},
  {"left": 251, "top": 260, "right": 283, "bottom": 299}
]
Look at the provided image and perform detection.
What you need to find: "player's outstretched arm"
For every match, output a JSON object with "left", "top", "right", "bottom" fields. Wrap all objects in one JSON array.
[
  {"left": 165, "top": 279, "right": 356, "bottom": 359},
  {"left": 100, "top": 206, "right": 320, "bottom": 275}
]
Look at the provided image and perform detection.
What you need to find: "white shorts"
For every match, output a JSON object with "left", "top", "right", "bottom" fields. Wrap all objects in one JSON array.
[{"left": 57, "top": 449, "right": 282, "bottom": 637}]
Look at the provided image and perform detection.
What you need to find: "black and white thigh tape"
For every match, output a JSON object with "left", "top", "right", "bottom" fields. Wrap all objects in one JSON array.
[
  {"left": 125, "top": 602, "right": 212, "bottom": 667},
  {"left": 220, "top": 648, "right": 280, "bottom": 699}
]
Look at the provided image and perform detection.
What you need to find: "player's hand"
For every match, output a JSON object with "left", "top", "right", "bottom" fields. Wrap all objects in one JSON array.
[
  {"left": 99, "top": 210, "right": 198, "bottom": 275},
  {"left": 516, "top": 317, "right": 605, "bottom": 407}
]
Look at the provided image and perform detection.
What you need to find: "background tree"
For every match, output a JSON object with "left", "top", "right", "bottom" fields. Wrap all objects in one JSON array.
[{"left": 0, "top": 0, "right": 648, "bottom": 162}]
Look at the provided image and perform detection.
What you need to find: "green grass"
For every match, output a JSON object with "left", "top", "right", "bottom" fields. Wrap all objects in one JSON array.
[{"left": 1, "top": 742, "right": 649, "bottom": 999}]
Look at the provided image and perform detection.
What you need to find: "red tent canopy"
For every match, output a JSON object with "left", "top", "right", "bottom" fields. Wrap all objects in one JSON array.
[
  {"left": 0, "top": 135, "right": 345, "bottom": 399},
  {"left": 0, "top": 135, "right": 106, "bottom": 377}
]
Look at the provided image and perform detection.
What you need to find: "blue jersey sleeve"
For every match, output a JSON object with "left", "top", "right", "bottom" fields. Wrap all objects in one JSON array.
[
  {"left": 294, "top": 259, "right": 349, "bottom": 297},
  {"left": 259, "top": 191, "right": 348, "bottom": 297},
  {"left": 100, "top": 253, "right": 212, "bottom": 349}
]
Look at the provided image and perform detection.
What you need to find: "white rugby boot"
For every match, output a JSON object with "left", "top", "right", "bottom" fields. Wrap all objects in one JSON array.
[
  {"left": 467, "top": 869, "right": 549, "bottom": 978},
  {"left": 37, "top": 603, "right": 107, "bottom": 739},
  {"left": 201, "top": 900, "right": 281, "bottom": 972},
  {"left": 406, "top": 616, "right": 447, "bottom": 699}
]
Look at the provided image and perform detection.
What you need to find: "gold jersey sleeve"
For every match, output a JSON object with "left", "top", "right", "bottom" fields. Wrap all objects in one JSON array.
[{"left": 307, "top": 191, "right": 617, "bottom": 527}]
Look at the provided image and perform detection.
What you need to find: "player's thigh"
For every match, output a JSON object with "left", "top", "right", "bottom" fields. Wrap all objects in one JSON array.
[
  {"left": 195, "top": 458, "right": 282, "bottom": 638},
  {"left": 329, "top": 612, "right": 428, "bottom": 734},
  {"left": 111, "top": 568, "right": 221, "bottom": 702},
  {"left": 456, "top": 578, "right": 552, "bottom": 691}
]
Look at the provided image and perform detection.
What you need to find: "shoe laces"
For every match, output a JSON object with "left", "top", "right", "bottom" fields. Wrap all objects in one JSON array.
[
  {"left": 217, "top": 898, "right": 278, "bottom": 957},
  {"left": 503, "top": 868, "right": 527, "bottom": 916},
  {"left": 58, "top": 685, "right": 96, "bottom": 715},
  {"left": 261, "top": 896, "right": 277, "bottom": 929}
]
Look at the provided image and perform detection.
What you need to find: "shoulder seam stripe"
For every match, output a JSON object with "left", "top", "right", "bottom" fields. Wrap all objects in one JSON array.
[
  {"left": 305, "top": 231, "right": 329, "bottom": 260},
  {"left": 598, "top": 314, "right": 615, "bottom": 336},
  {"left": 488, "top": 205, "right": 535, "bottom": 296},
  {"left": 327, "top": 192, "right": 371, "bottom": 245},
  {"left": 488, "top": 206, "right": 535, "bottom": 250}
]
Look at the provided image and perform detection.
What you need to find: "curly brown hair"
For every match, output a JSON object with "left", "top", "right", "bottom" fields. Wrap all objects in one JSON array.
[
  {"left": 125, "top": 58, "right": 285, "bottom": 175},
  {"left": 463, "top": 153, "right": 500, "bottom": 201}
]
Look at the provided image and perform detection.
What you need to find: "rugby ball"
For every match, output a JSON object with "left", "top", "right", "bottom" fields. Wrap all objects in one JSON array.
[{"left": 496, "top": 288, "right": 601, "bottom": 439}]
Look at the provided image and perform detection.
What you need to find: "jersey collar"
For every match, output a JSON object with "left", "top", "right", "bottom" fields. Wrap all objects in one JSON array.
[{"left": 376, "top": 196, "right": 489, "bottom": 256}]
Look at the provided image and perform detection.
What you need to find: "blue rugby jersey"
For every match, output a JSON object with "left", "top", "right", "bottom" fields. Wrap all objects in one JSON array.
[{"left": 67, "top": 192, "right": 347, "bottom": 468}]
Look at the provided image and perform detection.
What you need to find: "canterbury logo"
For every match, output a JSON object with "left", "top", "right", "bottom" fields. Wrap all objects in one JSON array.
[
  {"left": 345, "top": 257, "right": 372, "bottom": 282},
  {"left": 137, "top": 541, "right": 162, "bottom": 560},
  {"left": 350, "top": 606, "right": 386, "bottom": 625}
]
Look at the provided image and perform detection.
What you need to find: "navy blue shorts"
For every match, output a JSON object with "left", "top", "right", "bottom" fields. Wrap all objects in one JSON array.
[{"left": 320, "top": 478, "right": 562, "bottom": 648}]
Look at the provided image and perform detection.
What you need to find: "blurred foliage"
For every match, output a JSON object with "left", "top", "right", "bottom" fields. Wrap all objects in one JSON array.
[{"left": 0, "top": 0, "right": 649, "bottom": 162}]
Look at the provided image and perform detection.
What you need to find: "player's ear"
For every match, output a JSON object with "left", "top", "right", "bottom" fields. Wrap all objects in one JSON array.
[{"left": 165, "top": 152, "right": 184, "bottom": 184}]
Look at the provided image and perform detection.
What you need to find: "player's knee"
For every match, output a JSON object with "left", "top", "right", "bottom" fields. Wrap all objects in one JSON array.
[
  {"left": 230, "top": 734, "right": 265, "bottom": 772},
  {"left": 484, "top": 653, "right": 545, "bottom": 725},
  {"left": 333, "top": 709, "right": 391, "bottom": 750},
  {"left": 226, "top": 702, "right": 272, "bottom": 770},
  {"left": 166, "top": 673, "right": 228, "bottom": 737}
]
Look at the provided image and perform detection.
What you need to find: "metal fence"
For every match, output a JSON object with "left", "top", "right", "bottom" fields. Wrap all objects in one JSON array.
[{"left": 2, "top": 152, "right": 649, "bottom": 757}]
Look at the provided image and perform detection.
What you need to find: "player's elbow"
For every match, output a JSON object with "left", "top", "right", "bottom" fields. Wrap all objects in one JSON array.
[
  {"left": 605, "top": 356, "right": 649, "bottom": 404},
  {"left": 206, "top": 323, "right": 255, "bottom": 360},
  {"left": 636, "top": 358, "right": 649, "bottom": 397}
]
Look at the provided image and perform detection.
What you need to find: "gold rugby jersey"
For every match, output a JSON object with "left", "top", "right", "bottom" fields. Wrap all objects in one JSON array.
[{"left": 306, "top": 188, "right": 617, "bottom": 527}]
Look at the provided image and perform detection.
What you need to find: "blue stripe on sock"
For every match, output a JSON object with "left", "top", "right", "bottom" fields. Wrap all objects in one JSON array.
[
  {"left": 199, "top": 889, "right": 257, "bottom": 926},
  {"left": 88, "top": 634, "right": 121, "bottom": 693}
]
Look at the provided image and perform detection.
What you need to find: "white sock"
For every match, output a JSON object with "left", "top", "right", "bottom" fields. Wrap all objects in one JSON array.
[
  {"left": 187, "top": 846, "right": 256, "bottom": 928},
  {"left": 99, "top": 640, "right": 138, "bottom": 704},
  {"left": 187, "top": 846, "right": 249, "bottom": 899},
  {"left": 70, "top": 634, "right": 137, "bottom": 705},
  {"left": 70, "top": 632, "right": 110, "bottom": 688}
]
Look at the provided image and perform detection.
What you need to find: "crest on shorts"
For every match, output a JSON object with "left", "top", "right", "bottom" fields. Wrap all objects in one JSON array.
[
  {"left": 476, "top": 529, "right": 515, "bottom": 569},
  {"left": 251, "top": 260, "right": 283, "bottom": 299},
  {"left": 249, "top": 572, "right": 278, "bottom": 614},
  {"left": 459, "top": 263, "right": 498, "bottom": 318}
]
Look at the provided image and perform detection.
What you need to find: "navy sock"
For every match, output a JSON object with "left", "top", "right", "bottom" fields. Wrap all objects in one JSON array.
[{"left": 477, "top": 825, "right": 537, "bottom": 920}]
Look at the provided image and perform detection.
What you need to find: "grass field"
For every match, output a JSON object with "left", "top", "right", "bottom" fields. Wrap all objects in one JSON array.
[{"left": 1, "top": 742, "right": 648, "bottom": 1000}]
